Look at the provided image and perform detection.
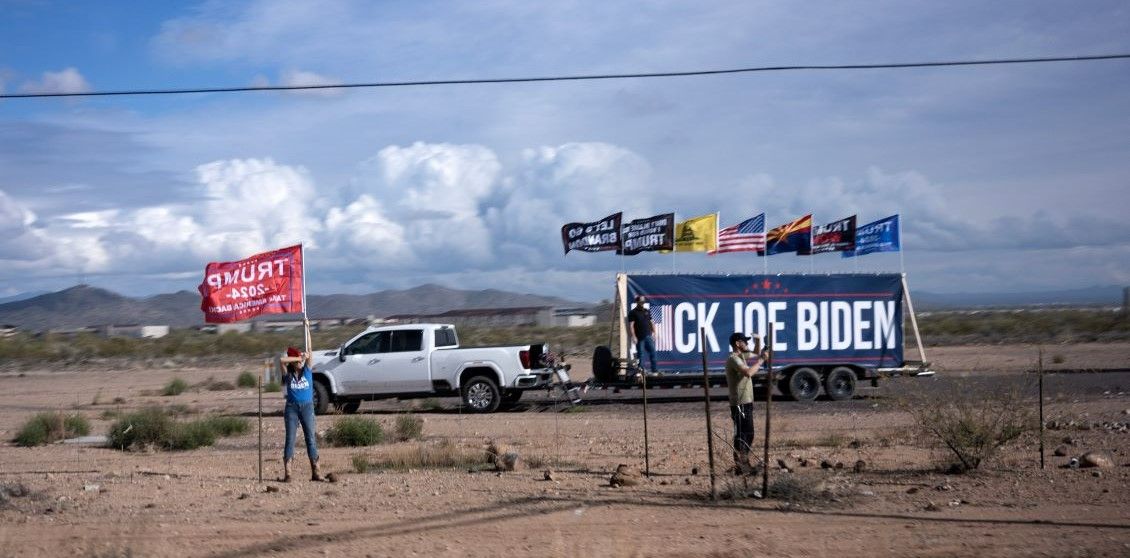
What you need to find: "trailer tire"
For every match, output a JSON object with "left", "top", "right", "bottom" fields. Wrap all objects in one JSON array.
[
  {"left": 462, "top": 376, "right": 501, "bottom": 413},
  {"left": 784, "top": 367, "right": 821, "bottom": 402},
  {"left": 592, "top": 345, "right": 615, "bottom": 383},
  {"left": 823, "top": 367, "right": 857, "bottom": 401}
]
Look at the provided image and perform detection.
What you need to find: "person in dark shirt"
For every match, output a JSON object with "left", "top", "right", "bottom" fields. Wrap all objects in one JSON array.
[{"left": 627, "top": 295, "right": 658, "bottom": 373}]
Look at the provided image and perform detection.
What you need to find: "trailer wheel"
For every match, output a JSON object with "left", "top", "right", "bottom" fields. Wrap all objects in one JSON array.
[
  {"left": 592, "top": 345, "right": 615, "bottom": 383},
  {"left": 823, "top": 367, "right": 857, "bottom": 401},
  {"left": 784, "top": 367, "right": 820, "bottom": 402},
  {"left": 462, "top": 376, "right": 501, "bottom": 413}
]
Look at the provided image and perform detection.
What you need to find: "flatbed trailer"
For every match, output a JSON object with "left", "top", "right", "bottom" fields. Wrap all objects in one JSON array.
[{"left": 590, "top": 273, "right": 933, "bottom": 401}]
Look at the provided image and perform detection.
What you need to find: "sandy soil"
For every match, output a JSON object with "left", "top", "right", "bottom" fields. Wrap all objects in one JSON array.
[{"left": 1, "top": 343, "right": 1128, "bottom": 557}]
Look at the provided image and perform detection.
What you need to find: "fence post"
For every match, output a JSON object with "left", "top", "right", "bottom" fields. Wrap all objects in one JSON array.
[
  {"left": 700, "top": 327, "right": 717, "bottom": 501},
  {"left": 1038, "top": 346, "right": 1045, "bottom": 470},
  {"left": 762, "top": 328, "right": 774, "bottom": 498}
]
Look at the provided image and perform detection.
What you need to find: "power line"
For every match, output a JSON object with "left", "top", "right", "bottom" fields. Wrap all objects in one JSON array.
[{"left": 3, "top": 53, "right": 1129, "bottom": 100}]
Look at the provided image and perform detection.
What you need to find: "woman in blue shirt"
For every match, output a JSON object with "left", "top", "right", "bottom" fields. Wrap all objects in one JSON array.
[{"left": 280, "top": 346, "right": 324, "bottom": 482}]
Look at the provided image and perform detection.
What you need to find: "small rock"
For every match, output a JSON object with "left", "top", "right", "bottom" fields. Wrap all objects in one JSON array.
[
  {"left": 860, "top": 490, "right": 875, "bottom": 497},
  {"left": 906, "top": 487, "right": 919, "bottom": 494},
  {"left": 924, "top": 501, "right": 940, "bottom": 512},
  {"left": 237, "top": 493, "right": 249, "bottom": 500},
  {"left": 820, "top": 460, "right": 833, "bottom": 469},
  {"left": 776, "top": 459, "right": 791, "bottom": 472},
  {"left": 659, "top": 480, "right": 669, "bottom": 486},
  {"left": 1122, "top": 409, "right": 1130, "bottom": 416},
  {"left": 610, "top": 464, "right": 641, "bottom": 487},
  {"left": 1091, "top": 471, "right": 1103, "bottom": 478},
  {"left": 1067, "top": 457, "right": 1080, "bottom": 469},
  {"left": 1079, "top": 451, "right": 1115, "bottom": 469},
  {"left": 935, "top": 483, "right": 952, "bottom": 492},
  {"left": 1062, "top": 436, "right": 1076, "bottom": 445},
  {"left": 948, "top": 499, "right": 961, "bottom": 507},
  {"left": 799, "top": 459, "right": 809, "bottom": 467},
  {"left": 83, "top": 484, "right": 100, "bottom": 493},
  {"left": 834, "top": 462, "right": 844, "bottom": 470},
  {"left": 265, "top": 485, "right": 281, "bottom": 493},
  {"left": 848, "top": 439, "right": 863, "bottom": 449},
  {"left": 325, "top": 472, "right": 339, "bottom": 483},
  {"left": 684, "top": 478, "right": 692, "bottom": 485},
  {"left": 690, "top": 467, "right": 699, "bottom": 476},
  {"left": 1053, "top": 445, "right": 1069, "bottom": 457},
  {"left": 543, "top": 470, "right": 555, "bottom": 481},
  {"left": 853, "top": 460, "right": 866, "bottom": 473}
]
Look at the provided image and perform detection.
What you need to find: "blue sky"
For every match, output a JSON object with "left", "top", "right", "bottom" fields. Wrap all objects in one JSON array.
[{"left": 1, "top": 0, "right": 1128, "bottom": 302}]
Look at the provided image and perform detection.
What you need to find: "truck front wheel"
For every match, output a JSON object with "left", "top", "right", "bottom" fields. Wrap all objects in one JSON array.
[
  {"left": 784, "top": 367, "right": 820, "bottom": 402},
  {"left": 462, "top": 376, "right": 501, "bottom": 413},
  {"left": 312, "top": 380, "right": 330, "bottom": 415},
  {"left": 823, "top": 367, "right": 857, "bottom": 401}
]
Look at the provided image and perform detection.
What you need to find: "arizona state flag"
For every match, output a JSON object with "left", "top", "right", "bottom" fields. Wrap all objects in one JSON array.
[
  {"left": 673, "top": 213, "right": 718, "bottom": 252},
  {"left": 762, "top": 214, "right": 813, "bottom": 255}
]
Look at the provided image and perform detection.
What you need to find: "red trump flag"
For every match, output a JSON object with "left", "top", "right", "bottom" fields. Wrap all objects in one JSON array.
[{"left": 198, "top": 245, "right": 304, "bottom": 323}]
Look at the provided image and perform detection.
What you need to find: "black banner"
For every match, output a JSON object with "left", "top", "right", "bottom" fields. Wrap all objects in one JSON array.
[
  {"left": 618, "top": 213, "right": 674, "bottom": 255},
  {"left": 562, "top": 212, "right": 623, "bottom": 254},
  {"left": 811, "top": 215, "right": 857, "bottom": 254}
]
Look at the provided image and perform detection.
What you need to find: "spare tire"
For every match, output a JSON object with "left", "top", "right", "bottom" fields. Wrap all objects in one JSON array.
[{"left": 592, "top": 345, "right": 615, "bottom": 383}]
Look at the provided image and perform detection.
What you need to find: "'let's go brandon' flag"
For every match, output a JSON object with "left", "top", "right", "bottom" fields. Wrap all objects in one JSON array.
[
  {"left": 198, "top": 245, "right": 304, "bottom": 323},
  {"left": 561, "top": 212, "right": 622, "bottom": 254}
]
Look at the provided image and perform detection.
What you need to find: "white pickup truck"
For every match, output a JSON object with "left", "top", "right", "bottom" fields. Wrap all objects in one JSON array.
[{"left": 308, "top": 323, "right": 553, "bottom": 413}]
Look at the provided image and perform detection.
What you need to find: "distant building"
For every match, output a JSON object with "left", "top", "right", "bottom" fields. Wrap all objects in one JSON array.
[
  {"left": 100, "top": 324, "right": 170, "bottom": 339},
  {"left": 386, "top": 306, "right": 555, "bottom": 328},
  {"left": 553, "top": 307, "right": 597, "bottom": 327},
  {"left": 0, "top": 324, "right": 18, "bottom": 337}
]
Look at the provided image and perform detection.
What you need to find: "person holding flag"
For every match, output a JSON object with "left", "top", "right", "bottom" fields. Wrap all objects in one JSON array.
[{"left": 279, "top": 318, "right": 324, "bottom": 482}]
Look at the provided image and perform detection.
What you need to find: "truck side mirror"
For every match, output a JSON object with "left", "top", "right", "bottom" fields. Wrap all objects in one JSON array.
[{"left": 338, "top": 345, "right": 347, "bottom": 362}]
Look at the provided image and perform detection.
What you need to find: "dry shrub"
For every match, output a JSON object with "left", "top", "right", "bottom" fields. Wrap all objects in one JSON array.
[
  {"left": 353, "top": 441, "right": 485, "bottom": 471},
  {"left": 325, "top": 417, "right": 384, "bottom": 447},
  {"left": 14, "top": 412, "right": 90, "bottom": 446},
  {"left": 161, "top": 378, "right": 188, "bottom": 396},
  {"left": 108, "top": 408, "right": 247, "bottom": 451},
  {"left": 394, "top": 414, "right": 423, "bottom": 442},
  {"left": 263, "top": 381, "right": 282, "bottom": 393},
  {"left": 236, "top": 371, "right": 258, "bottom": 388},
  {"left": 901, "top": 379, "right": 1034, "bottom": 472}
]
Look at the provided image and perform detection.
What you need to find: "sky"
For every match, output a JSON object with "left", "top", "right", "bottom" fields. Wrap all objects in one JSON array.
[{"left": 1, "top": 0, "right": 1128, "bottom": 303}]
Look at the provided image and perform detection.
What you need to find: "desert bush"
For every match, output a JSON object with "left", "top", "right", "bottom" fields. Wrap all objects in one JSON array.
[
  {"left": 418, "top": 398, "right": 443, "bottom": 411},
  {"left": 394, "top": 414, "right": 424, "bottom": 442},
  {"left": 109, "top": 407, "right": 174, "bottom": 450},
  {"left": 13, "top": 412, "right": 90, "bottom": 446},
  {"left": 263, "top": 381, "right": 281, "bottom": 393},
  {"left": 236, "top": 371, "right": 257, "bottom": 388},
  {"left": 1051, "top": 354, "right": 1065, "bottom": 364},
  {"left": 108, "top": 408, "right": 247, "bottom": 451},
  {"left": 161, "top": 378, "right": 188, "bottom": 396},
  {"left": 199, "top": 415, "right": 249, "bottom": 437},
  {"left": 901, "top": 380, "right": 1034, "bottom": 472},
  {"left": 324, "top": 417, "right": 384, "bottom": 447},
  {"left": 353, "top": 441, "right": 485, "bottom": 471},
  {"left": 0, "top": 482, "right": 37, "bottom": 509},
  {"left": 100, "top": 409, "right": 123, "bottom": 420}
]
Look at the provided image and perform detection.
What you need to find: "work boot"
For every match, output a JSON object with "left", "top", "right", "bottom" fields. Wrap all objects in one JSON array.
[
  {"left": 281, "top": 458, "right": 293, "bottom": 483},
  {"left": 310, "top": 457, "right": 325, "bottom": 482}
]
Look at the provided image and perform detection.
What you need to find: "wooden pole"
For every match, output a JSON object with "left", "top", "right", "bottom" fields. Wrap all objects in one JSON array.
[
  {"left": 762, "top": 328, "right": 774, "bottom": 498},
  {"left": 258, "top": 364, "right": 264, "bottom": 483},
  {"left": 1038, "top": 346, "right": 1045, "bottom": 470},
  {"left": 700, "top": 326, "right": 717, "bottom": 501},
  {"left": 901, "top": 273, "right": 927, "bottom": 364},
  {"left": 642, "top": 365, "right": 651, "bottom": 478}
]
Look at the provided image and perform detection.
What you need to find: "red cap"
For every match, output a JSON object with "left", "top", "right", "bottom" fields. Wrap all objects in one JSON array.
[{"left": 286, "top": 346, "right": 302, "bottom": 358}]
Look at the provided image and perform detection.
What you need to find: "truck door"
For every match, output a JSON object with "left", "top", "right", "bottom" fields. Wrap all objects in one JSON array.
[
  {"left": 335, "top": 330, "right": 389, "bottom": 395},
  {"left": 376, "top": 328, "right": 431, "bottom": 393}
]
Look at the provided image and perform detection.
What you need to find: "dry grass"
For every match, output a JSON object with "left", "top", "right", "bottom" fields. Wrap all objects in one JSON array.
[{"left": 352, "top": 441, "right": 487, "bottom": 472}]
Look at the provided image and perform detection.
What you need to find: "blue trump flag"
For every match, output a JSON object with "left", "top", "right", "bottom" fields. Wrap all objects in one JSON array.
[{"left": 844, "top": 214, "right": 900, "bottom": 257}]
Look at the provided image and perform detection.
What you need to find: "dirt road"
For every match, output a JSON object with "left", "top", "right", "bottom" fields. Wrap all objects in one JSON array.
[{"left": 1, "top": 343, "right": 1127, "bottom": 557}]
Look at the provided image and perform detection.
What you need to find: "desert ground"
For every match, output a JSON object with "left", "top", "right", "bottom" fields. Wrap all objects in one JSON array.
[{"left": 1, "top": 343, "right": 1128, "bottom": 557}]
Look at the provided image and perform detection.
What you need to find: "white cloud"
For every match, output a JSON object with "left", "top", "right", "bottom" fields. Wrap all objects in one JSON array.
[{"left": 19, "top": 67, "right": 91, "bottom": 95}]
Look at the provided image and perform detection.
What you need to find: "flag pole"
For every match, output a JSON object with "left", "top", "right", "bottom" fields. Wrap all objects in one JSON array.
[{"left": 301, "top": 244, "right": 311, "bottom": 354}]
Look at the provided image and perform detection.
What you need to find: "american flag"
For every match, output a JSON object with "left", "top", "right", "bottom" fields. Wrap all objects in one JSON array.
[
  {"left": 709, "top": 214, "right": 766, "bottom": 254},
  {"left": 650, "top": 304, "right": 674, "bottom": 351}
]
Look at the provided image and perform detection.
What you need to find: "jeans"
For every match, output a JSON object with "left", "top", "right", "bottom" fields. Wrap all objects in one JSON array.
[
  {"left": 635, "top": 335, "right": 657, "bottom": 372},
  {"left": 284, "top": 401, "right": 318, "bottom": 461},
  {"left": 730, "top": 403, "right": 755, "bottom": 461}
]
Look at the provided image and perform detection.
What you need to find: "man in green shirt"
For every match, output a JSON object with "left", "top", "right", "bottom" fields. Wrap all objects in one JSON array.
[{"left": 725, "top": 332, "right": 766, "bottom": 474}]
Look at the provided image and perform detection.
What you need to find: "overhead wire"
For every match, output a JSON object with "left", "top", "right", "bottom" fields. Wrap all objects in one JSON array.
[{"left": 2, "top": 53, "right": 1129, "bottom": 99}]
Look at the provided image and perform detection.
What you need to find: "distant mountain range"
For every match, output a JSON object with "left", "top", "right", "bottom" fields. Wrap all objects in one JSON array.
[
  {"left": 0, "top": 283, "right": 1122, "bottom": 331},
  {"left": 0, "top": 284, "right": 585, "bottom": 331}
]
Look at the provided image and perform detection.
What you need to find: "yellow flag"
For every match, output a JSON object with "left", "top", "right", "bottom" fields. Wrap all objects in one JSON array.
[{"left": 673, "top": 213, "right": 718, "bottom": 252}]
